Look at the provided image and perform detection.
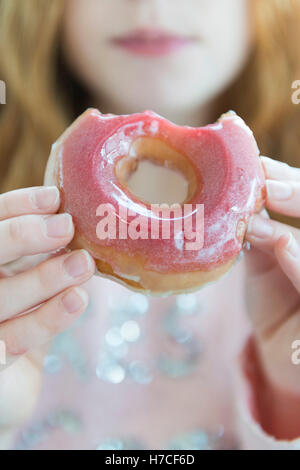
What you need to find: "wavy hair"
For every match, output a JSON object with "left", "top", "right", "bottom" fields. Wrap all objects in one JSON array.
[{"left": 1, "top": 0, "right": 300, "bottom": 197}]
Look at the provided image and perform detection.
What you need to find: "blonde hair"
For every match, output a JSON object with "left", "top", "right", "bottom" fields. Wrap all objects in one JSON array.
[{"left": 1, "top": 0, "right": 300, "bottom": 195}]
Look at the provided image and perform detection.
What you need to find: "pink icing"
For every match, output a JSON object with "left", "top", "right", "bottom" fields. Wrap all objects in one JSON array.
[{"left": 58, "top": 109, "right": 265, "bottom": 273}]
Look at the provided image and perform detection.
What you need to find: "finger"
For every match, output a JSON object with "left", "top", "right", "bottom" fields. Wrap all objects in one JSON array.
[
  {"left": 274, "top": 233, "right": 300, "bottom": 293},
  {"left": 0, "top": 186, "right": 60, "bottom": 221},
  {"left": 0, "top": 249, "right": 67, "bottom": 278},
  {"left": 0, "top": 253, "right": 51, "bottom": 278},
  {"left": 265, "top": 179, "right": 300, "bottom": 217},
  {"left": 0, "top": 287, "right": 88, "bottom": 368},
  {"left": 0, "top": 213, "right": 74, "bottom": 265},
  {"left": 244, "top": 250, "right": 298, "bottom": 341},
  {"left": 246, "top": 214, "right": 300, "bottom": 253},
  {"left": 261, "top": 156, "right": 300, "bottom": 182},
  {"left": 0, "top": 250, "right": 95, "bottom": 321}
]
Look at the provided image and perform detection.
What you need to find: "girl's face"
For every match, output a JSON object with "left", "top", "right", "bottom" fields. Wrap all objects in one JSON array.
[{"left": 63, "top": 0, "right": 253, "bottom": 122}]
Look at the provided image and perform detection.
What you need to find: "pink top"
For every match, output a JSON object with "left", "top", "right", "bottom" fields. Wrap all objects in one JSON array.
[{"left": 12, "top": 257, "right": 300, "bottom": 450}]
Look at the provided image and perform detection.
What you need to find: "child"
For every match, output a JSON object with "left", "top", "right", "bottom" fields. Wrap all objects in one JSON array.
[{"left": 0, "top": 0, "right": 300, "bottom": 450}]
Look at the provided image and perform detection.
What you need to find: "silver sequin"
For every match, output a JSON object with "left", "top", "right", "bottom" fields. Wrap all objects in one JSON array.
[
  {"left": 157, "top": 352, "right": 199, "bottom": 378},
  {"left": 96, "top": 438, "right": 144, "bottom": 450},
  {"left": 47, "top": 410, "right": 82, "bottom": 434},
  {"left": 128, "top": 361, "right": 153, "bottom": 384},
  {"left": 167, "top": 430, "right": 209, "bottom": 450},
  {"left": 125, "top": 294, "right": 149, "bottom": 316},
  {"left": 176, "top": 294, "right": 198, "bottom": 314},
  {"left": 96, "top": 362, "right": 126, "bottom": 384},
  {"left": 43, "top": 355, "right": 62, "bottom": 375},
  {"left": 20, "top": 423, "right": 48, "bottom": 449},
  {"left": 120, "top": 320, "right": 141, "bottom": 343},
  {"left": 105, "top": 327, "right": 124, "bottom": 347}
]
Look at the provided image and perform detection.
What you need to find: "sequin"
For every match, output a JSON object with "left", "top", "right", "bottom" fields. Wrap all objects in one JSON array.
[
  {"left": 126, "top": 294, "right": 149, "bottom": 316},
  {"left": 43, "top": 355, "right": 62, "bottom": 375},
  {"left": 163, "top": 308, "right": 192, "bottom": 344},
  {"left": 97, "top": 293, "right": 148, "bottom": 384},
  {"left": 157, "top": 353, "right": 198, "bottom": 378},
  {"left": 128, "top": 361, "right": 153, "bottom": 384},
  {"left": 120, "top": 320, "right": 141, "bottom": 343},
  {"left": 96, "top": 439, "right": 124, "bottom": 450},
  {"left": 109, "top": 342, "right": 129, "bottom": 360},
  {"left": 171, "top": 328, "right": 192, "bottom": 344},
  {"left": 167, "top": 430, "right": 209, "bottom": 450},
  {"left": 176, "top": 294, "right": 198, "bottom": 314},
  {"left": 96, "top": 438, "right": 145, "bottom": 450},
  {"left": 108, "top": 294, "right": 124, "bottom": 312},
  {"left": 20, "top": 423, "right": 48, "bottom": 449},
  {"left": 50, "top": 330, "right": 89, "bottom": 380},
  {"left": 97, "top": 363, "right": 126, "bottom": 384},
  {"left": 166, "top": 426, "right": 236, "bottom": 450},
  {"left": 105, "top": 327, "right": 124, "bottom": 347},
  {"left": 47, "top": 410, "right": 82, "bottom": 434}
]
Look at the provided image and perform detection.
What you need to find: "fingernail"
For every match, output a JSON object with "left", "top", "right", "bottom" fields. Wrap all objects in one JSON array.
[
  {"left": 64, "top": 250, "right": 93, "bottom": 278},
  {"left": 45, "top": 214, "right": 73, "bottom": 238},
  {"left": 247, "top": 215, "right": 274, "bottom": 238},
  {"left": 261, "top": 156, "right": 290, "bottom": 170},
  {"left": 286, "top": 233, "right": 300, "bottom": 258},
  {"left": 266, "top": 180, "right": 293, "bottom": 201},
  {"left": 31, "top": 187, "right": 59, "bottom": 210},
  {"left": 62, "top": 288, "right": 87, "bottom": 314},
  {"left": 260, "top": 209, "right": 270, "bottom": 219}
]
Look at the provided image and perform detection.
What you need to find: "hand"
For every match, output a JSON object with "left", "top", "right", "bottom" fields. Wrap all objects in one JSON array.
[
  {"left": 0, "top": 186, "right": 95, "bottom": 446},
  {"left": 244, "top": 157, "right": 300, "bottom": 438}
]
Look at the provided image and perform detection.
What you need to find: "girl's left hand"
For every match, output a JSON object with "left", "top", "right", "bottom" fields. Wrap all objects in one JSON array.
[{"left": 245, "top": 156, "right": 300, "bottom": 438}]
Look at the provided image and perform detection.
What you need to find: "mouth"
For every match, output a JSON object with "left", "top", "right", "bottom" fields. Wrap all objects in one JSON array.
[{"left": 109, "top": 28, "right": 198, "bottom": 57}]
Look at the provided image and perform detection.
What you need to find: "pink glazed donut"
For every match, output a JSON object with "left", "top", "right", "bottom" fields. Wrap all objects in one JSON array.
[{"left": 44, "top": 109, "right": 265, "bottom": 295}]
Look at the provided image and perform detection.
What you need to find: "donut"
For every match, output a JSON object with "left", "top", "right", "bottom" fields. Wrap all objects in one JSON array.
[{"left": 44, "top": 109, "right": 265, "bottom": 295}]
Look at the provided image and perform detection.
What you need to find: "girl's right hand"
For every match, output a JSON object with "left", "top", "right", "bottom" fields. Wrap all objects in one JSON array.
[{"left": 0, "top": 186, "right": 95, "bottom": 445}]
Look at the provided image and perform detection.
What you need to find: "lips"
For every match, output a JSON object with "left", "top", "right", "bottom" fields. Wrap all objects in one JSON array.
[{"left": 110, "top": 28, "right": 196, "bottom": 56}]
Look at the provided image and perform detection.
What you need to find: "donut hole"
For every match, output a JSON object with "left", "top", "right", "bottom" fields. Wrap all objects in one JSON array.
[
  {"left": 127, "top": 160, "right": 188, "bottom": 205},
  {"left": 115, "top": 137, "right": 197, "bottom": 205}
]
